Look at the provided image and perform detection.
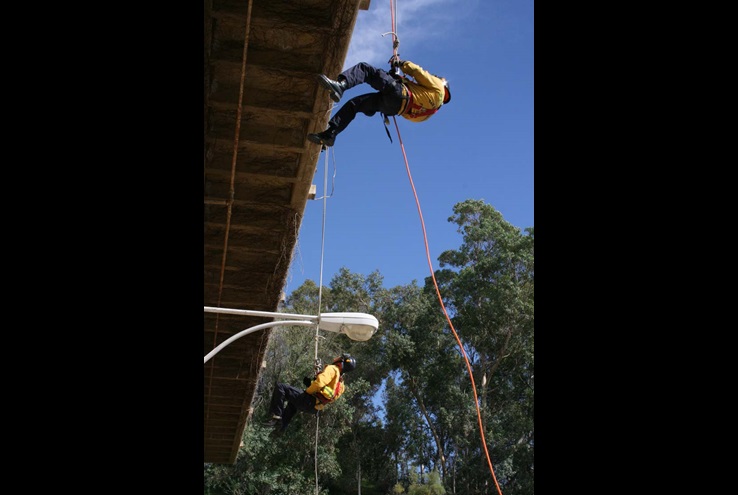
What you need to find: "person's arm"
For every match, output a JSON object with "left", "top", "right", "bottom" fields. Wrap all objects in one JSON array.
[
  {"left": 401, "top": 61, "right": 445, "bottom": 88},
  {"left": 305, "top": 365, "right": 337, "bottom": 395}
]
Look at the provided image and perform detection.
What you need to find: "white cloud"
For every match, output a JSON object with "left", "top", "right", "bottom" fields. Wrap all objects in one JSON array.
[{"left": 344, "top": 0, "right": 477, "bottom": 69}]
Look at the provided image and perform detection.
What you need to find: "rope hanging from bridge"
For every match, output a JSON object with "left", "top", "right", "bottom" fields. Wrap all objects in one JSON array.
[
  {"left": 311, "top": 143, "right": 332, "bottom": 495},
  {"left": 385, "top": 0, "right": 503, "bottom": 492}
]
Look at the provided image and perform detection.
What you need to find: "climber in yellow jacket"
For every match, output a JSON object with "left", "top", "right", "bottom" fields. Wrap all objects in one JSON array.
[
  {"left": 264, "top": 353, "right": 357, "bottom": 433},
  {"left": 308, "top": 57, "right": 451, "bottom": 147}
]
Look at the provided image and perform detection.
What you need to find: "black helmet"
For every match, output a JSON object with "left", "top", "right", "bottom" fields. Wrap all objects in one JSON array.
[{"left": 334, "top": 353, "right": 356, "bottom": 373}]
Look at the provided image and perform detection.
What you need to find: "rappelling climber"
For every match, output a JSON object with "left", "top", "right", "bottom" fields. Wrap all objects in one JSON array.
[
  {"left": 307, "top": 56, "right": 452, "bottom": 147},
  {"left": 263, "top": 353, "right": 357, "bottom": 435}
]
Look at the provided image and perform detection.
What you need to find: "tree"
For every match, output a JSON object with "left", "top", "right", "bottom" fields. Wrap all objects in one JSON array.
[{"left": 434, "top": 199, "right": 534, "bottom": 494}]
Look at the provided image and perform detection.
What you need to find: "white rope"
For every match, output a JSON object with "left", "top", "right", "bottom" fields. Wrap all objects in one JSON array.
[
  {"left": 314, "top": 410, "right": 320, "bottom": 494},
  {"left": 314, "top": 146, "right": 331, "bottom": 495},
  {"left": 316, "top": 146, "right": 329, "bottom": 357}
]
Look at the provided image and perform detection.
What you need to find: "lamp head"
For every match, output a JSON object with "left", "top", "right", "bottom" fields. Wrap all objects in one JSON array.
[{"left": 318, "top": 312, "right": 379, "bottom": 341}]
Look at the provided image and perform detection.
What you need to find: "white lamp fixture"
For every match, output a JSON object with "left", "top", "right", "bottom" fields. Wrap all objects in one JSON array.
[
  {"left": 317, "top": 312, "right": 378, "bottom": 342},
  {"left": 203, "top": 307, "right": 378, "bottom": 364}
]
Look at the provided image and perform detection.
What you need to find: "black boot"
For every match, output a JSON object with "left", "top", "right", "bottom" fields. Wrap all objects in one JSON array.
[
  {"left": 318, "top": 75, "right": 348, "bottom": 103},
  {"left": 307, "top": 127, "right": 337, "bottom": 147},
  {"left": 262, "top": 415, "right": 281, "bottom": 427}
]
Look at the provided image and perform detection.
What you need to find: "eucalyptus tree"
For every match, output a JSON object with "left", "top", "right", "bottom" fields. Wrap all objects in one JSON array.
[
  {"left": 380, "top": 280, "right": 471, "bottom": 484},
  {"left": 379, "top": 199, "right": 534, "bottom": 494},
  {"left": 432, "top": 199, "right": 534, "bottom": 494}
]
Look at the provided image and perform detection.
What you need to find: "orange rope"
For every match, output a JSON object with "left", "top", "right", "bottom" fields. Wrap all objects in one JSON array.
[{"left": 388, "top": 1, "right": 502, "bottom": 493}]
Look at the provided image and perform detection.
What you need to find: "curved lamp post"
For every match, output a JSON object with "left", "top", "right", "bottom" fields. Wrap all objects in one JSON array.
[{"left": 203, "top": 306, "right": 379, "bottom": 364}]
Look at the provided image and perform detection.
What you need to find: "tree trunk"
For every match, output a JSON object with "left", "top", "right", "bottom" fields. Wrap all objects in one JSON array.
[
  {"left": 357, "top": 463, "right": 361, "bottom": 495},
  {"left": 406, "top": 372, "right": 447, "bottom": 480}
]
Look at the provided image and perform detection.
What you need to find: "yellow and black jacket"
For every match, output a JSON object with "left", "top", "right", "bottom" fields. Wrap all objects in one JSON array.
[
  {"left": 397, "top": 60, "right": 447, "bottom": 122},
  {"left": 305, "top": 364, "right": 345, "bottom": 411}
]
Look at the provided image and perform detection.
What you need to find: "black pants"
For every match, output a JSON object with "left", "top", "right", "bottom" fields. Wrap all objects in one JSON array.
[
  {"left": 328, "top": 62, "right": 405, "bottom": 136},
  {"left": 269, "top": 382, "right": 317, "bottom": 430}
]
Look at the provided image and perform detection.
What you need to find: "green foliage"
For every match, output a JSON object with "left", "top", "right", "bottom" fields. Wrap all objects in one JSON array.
[
  {"left": 204, "top": 423, "right": 328, "bottom": 495},
  {"left": 405, "top": 469, "right": 445, "bottom": 495}
]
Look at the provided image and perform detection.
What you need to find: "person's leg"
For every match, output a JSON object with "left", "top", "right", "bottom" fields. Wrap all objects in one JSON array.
[
  {"left": 268, "top": 383, "right": 303, "bottom": 419},
  {"left": 280, "top": 401, "right": 298, "bottom": 430},
  {"left": 280, "top": 392, "right": 316, "bottom": 431},
  {"left": 267, "top": 383, "right": 284, "bottom": 418},
  {"left": 307, "top": 93, "right": 376, "bottom": 147},
  {"left": 331, "top": 93, "right": 381, "bottom": 134},
  {"left": 308, "top": 87, "right": 403, "bottom": 145},
  {"left": 318, "top": 62, "right": 396, "bottom": 104},
  {"left": 308, "top": 68, "right": 404, "bottom": 147},
  {"left": 340, "top": 62, "right": 396, "bottom": 92}
]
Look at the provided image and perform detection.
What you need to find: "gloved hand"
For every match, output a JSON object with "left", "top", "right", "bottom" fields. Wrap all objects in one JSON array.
[
  {"left": 303, "top": 376, "right": 312, "bottom": 388},
  {"left": 388, "top": 54, "right": 404, "bottom": 68}
]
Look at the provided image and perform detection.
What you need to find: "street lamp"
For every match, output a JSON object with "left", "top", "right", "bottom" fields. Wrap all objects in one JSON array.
[{"left": 203, "top": 306, "right": 379, "bottom": 364}]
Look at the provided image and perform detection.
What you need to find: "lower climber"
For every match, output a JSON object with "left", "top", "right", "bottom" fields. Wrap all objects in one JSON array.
[{"left": 263, "top": 353, "right": 357, "bottom": 434}]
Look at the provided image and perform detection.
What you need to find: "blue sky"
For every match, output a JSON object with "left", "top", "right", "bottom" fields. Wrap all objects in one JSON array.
[{"left": 284, "top": 0, "right": 534, "bottom": 295}]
